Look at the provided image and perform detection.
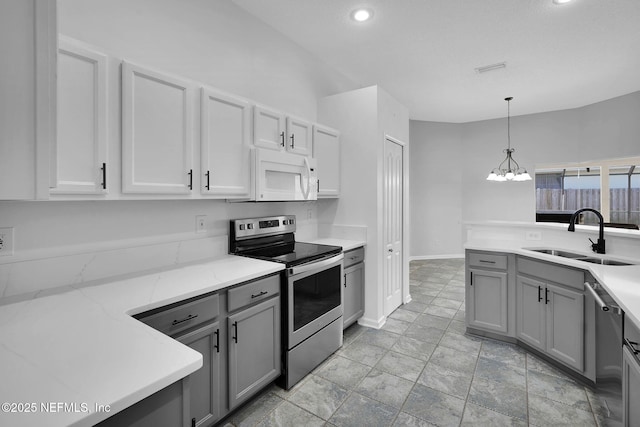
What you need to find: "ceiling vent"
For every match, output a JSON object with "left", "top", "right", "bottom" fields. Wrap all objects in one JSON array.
[{"left": 475, "top": 62, "right": 507, "bottom": 74}]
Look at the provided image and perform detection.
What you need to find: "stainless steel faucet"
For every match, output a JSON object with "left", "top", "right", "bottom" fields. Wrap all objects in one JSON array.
[{"left": 567, "top": 208, "right": 606, "bottom": 254}]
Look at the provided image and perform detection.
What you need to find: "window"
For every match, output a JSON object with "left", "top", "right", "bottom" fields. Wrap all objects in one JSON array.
[
  {"left": 535, "top": 157, "right": 640, "bottom": 228},
  {"left": 609, "top": 165, "right": 640, "bottom": 226}
]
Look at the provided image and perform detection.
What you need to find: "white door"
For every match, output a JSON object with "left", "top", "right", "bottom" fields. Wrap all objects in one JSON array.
[{"left": 383, "top": 138, "right": 404, "bottom": 316}]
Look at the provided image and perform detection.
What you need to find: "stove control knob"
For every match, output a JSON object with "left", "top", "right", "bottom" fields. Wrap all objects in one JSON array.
[
  {"left": 247, "top": 223, "right": 254, "bottom": 230},
  {"left": 239, "top": 224, "right": 245, "bottom": 230}
]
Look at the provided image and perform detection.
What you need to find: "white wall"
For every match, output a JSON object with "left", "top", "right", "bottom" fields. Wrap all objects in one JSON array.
[
  {"left": 318, "top": 86, "right": 410, "bottom": 328},
  {"left": 58, "top": 0, "right": 355, "bottom": 119},
  {"left": 0, "top": 0, "right": 358, "bottom": 300},
  {"left": 409, "top": 121, "right": 463, "bottom": 258},
  {"left": 410, "top": 91, "right": 640, "bottom": 258}
]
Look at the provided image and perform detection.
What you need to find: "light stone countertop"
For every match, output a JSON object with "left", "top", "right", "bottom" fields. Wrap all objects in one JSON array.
[
  {"left": 306, "top": 237, "right": 366, "bottom": 252},
  {"left": 0, "top": 255, "right": 284, "bottom": 427},
  {"left": 464, "top": 241, "right": 640, "bottom": 332}
]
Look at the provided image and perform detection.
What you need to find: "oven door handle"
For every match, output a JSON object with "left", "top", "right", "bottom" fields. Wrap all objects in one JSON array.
[{"left": 289, "top": 253, "right": 344, "bottom": 276}]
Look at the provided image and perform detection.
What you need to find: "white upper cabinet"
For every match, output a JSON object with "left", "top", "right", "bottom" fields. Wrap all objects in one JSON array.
[
  {"left": 313, "top": 124, "right": 340, "bottom": 197},
  {"left": 253, "top": 106, "right": 313, "bottom": 156},
  {"left": 0, "top": 0, "right": 56, "bottom": 200},
  {"left": 52, "top": 38, "right": 108, "bottom": 195},
  {"left": 122, "top": 61, "right": 194, "bottom": 194},
  {"left": 286, "top": 115, "right": 312, "bottom": 156},
  {"left": 253, "top": 105, "right": 286, "bottom": 151},
  {"left": 200, "top": 88, "right": 251, "bottom": 198}
]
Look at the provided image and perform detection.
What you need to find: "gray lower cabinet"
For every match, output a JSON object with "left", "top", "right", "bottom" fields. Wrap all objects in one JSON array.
[
  {"left": 176, "top": 322, "right": 220, "bottom": 427},
  {"left": 623, "top": 320, "right": 640, "bottom": 426},
  {"left": 96, "top": 379, "right": 188, "bottom": 427},
  {"left": 623, "top": 346, "right": 640, "bottom": 427},
  {"left": 516, "top": 257, "right": 585, "bottom": 372},
  {"left": 227, "top": 296, "right": 281, "bottom": 410},
  {"left": 465, "top": 251, "right": 510, "bottom": 335},
  {"left": 468, "top": 268, "right": 508, "bottom": 333},
  {"left": 343, "top": 247, "right": 365, "bottom": 328}
]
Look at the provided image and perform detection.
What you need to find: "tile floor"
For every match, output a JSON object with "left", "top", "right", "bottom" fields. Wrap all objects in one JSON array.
[{"left": 223, "top": 259, "right": 613, "bottom": 427}]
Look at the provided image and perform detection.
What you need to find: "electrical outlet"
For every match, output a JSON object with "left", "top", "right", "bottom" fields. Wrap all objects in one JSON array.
[
  {"left": 0, "top": 227, "right": 15, "bottom": 256},
  {"left": 195, "top": 215, "right": 207, "bottom": 233},
  {"left": 525, "top": 231, "right": 542, "bottom": 241}
]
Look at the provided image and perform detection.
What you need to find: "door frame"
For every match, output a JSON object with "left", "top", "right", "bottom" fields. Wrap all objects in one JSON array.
[{"left": 382, "top": 135, "right": 409, "bottom": 318}]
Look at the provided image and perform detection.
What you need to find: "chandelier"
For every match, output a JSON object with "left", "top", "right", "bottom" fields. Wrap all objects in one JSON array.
[{"left": 486, "top": 97, "right": 532, "bottom": 182}]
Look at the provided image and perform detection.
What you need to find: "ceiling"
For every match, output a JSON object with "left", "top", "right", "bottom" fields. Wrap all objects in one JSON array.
[{"left": 232, "top": 0, "right": 640, "bottom": 123}]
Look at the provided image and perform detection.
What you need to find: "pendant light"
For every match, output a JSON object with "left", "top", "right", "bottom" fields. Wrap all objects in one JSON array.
[{"left": 486, "top": 97, "right": 532, "bottom": 182}]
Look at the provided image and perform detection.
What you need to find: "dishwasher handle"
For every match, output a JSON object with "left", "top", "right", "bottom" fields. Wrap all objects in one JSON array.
[{"left": 584, "top": 281, "right": 609, "bottom": 312}]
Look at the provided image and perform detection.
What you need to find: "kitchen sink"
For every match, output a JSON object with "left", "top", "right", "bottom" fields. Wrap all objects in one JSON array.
[
  {"left": 526, "top": 248, "right": 587, "bottom": 259},
  {"left": 578, "top": 258, "right": 634, "bottom": 266},
  {"left": 525, "top": 248, "right": 636, "bottom": 266}
]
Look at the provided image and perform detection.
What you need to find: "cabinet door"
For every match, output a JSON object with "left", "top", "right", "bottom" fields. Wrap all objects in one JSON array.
[
  {"left": 516, "top": 275, "right": 546, "bottom": 351},
  {"left": 0, "top": 0, "right": 56, "bottom": 200},
  {"left": 546, "top": 283, "right": 584, "bottom": 371},
  {"left": 623, "top": 345, "right": 640, "bottom": 427},
  {"left": 122, "top": 61, "right": 193, "bottom": 194},
  {"left": 313, "top": 125, "right": 340, "bottom": 197},
  {"left": 253, "top": 105, "right": 285, "bottom": 151},
  {"left": 200, "top": 88, "right": 251, "bottom": 198},
  {"left": 96, "top": 379, "right": 187, "bottom": 427},
  {"left": 176, "top": 322, "right": 220, "bottom": 427},
  {"left": 53, "top": 38, "right": 108, "bottom": 195},
  {"left": 228, "top": 297, "right": 280, "bottom": 409},
  {"left": 286, "top": 116, "right": 312, "bottom": 156},
  {"left": 467, "top": 269, "right": 508, "bottom": 333},
  {"left": 344, "top": 262, "right": 364, "bottom": 329}
]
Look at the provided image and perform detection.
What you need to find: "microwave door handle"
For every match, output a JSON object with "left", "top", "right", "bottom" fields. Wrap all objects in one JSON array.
[{"left": 302, "top": 156, "right": 311, "bottom": 199}]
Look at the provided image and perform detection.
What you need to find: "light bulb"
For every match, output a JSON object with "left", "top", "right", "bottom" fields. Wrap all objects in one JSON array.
[{"left": 351, "top": 9, "right": 373, "bottom": 22}]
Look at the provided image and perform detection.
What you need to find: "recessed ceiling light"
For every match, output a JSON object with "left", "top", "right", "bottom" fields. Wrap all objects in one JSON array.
[
  {"left": 351, "top": 8, "right": 373, "bottom": 22},
  {"left": 553, "top": 0, "right": 573, "bottom": 4}
]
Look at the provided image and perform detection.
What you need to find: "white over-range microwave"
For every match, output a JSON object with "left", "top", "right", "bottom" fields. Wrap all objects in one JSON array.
[{"left": 253, "top": 148, "right": 318, "bottom": 201}]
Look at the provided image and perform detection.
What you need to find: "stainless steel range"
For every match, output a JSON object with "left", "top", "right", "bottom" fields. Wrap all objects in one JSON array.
[{"left": 230, "top": 215, "right": 344, "bottom": 389}]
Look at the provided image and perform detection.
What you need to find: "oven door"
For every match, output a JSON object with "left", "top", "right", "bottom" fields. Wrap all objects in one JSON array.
[{"left": 287, "top": 253, "right": 343, "bottom": 349}]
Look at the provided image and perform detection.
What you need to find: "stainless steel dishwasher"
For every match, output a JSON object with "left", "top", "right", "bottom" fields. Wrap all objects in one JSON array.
[{"left": 585, "top": 277, "right": 623, "bottom": 427}]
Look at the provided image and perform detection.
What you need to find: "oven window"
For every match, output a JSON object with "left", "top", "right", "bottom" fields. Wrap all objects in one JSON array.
[{"left": 293, "top": 264, "right": 341, "bottom": 331}]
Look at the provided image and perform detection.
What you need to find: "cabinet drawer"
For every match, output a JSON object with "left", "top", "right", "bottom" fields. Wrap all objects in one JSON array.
[
  {"left": 468, "top": 252, "right": 507, "bottom": 270},
  {"left": 137, "top": 293, "right": 219, "bottom": 337},
  {"left": 344, "top": 247, "right": 364, "bottom": 268},
  {"left": 228, "top": 274, "right": 280, "bottom": 312},
  {"left": 517, "top": 257, "right": 584, "bottom": 290}
]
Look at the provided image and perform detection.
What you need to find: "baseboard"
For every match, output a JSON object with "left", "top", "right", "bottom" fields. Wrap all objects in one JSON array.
[
  {"left": 357, "top": 315, "right": 386, "bottom": 329},
  {"left": 409, "top": 254, "right": 464, "bottom": 261}
]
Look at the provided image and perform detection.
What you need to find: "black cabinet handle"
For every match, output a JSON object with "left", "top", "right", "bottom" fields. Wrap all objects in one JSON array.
[
  {"left": 171, "top": 314, "right": 198, "bottom": 326},
  {"left": 479, "top": 260, "right": 496, "bottom": 264},
  {"left": 250, "top": 290, "right": 268, "bottom": 299},
  {"left": 280, "top": 132, "right": 285, "bottom": 147},
  {"left": 470, "top": 271, "right": 473, "bottom": 286},
  {"left": 188, "top": 169, "right": 193, "bottom": 190},
  {"left": 214, "top": 329, "right": 219, "bottom": 353},
  {"left": 344, "top": 274, "right": 347, "bottom": 287},
  {"left": 191, "top": 417, "right": 196, "bottom": 427},
  {"left": 290, "top": 133, "right": 295, "bottom": 148},
  {"left": 100, "top": 163, "right": 106, "bottom": 190},
  {"left": 538, "top": 286, "right": 542, "bottom": 302},
  {"left": 545, "top": 288, "right": 549, "bottom": 304},
  {"left": 317, "top": 179, "right": 320, "bottom": 192},
  {"left": 205, "top": 170, "right": 210, "bottom": 191},
  {"left": 232, "top": 321, "right": 238, "bottom": 343}
]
